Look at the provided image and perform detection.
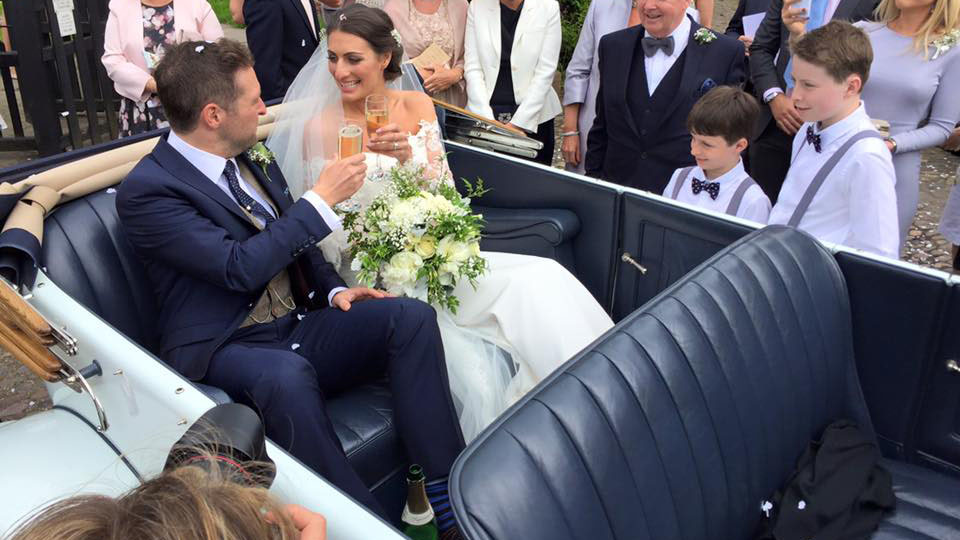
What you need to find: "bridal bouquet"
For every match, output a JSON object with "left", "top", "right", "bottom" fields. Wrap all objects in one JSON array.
[{"left": 341, "top": 162, "right": 488, "bottom": 313}]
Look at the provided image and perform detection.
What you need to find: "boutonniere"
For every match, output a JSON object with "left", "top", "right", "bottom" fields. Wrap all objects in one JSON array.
[
  {"left": 694, "top": 27, "right": 717, "bottom": 45},
  {"left": 931, "top": 29, "right": 960, "bottom": 60},
  {"left": 246, "top": 142, "right": 276, "bottom": 180}
]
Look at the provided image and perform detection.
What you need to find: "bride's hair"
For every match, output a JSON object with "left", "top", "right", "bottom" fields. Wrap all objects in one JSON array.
[{"left": 327, "top": 4, "right": 404, "bottom": 81}]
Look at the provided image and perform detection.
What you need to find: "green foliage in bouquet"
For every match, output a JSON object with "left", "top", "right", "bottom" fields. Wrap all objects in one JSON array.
[{"left": 341, "top": 163, "right": 488, "bottom": 314}]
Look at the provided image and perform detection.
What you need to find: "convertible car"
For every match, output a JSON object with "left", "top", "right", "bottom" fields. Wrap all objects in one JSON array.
[{"left": 0, "top": 109, "right": 958, "bottom": 539}]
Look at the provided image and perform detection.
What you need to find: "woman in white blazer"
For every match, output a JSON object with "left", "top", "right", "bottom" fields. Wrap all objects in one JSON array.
[{"left": 464, "top": 0, "right": 562, "bottom": 165}]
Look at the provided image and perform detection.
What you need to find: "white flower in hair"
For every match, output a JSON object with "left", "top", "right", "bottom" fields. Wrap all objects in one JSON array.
[{"left": 391, "top": 29, "right": 403, "bottom": 47}]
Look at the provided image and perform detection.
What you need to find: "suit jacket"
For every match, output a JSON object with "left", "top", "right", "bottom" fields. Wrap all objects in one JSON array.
[
  {"left": 116, "top": 135, "right": 346, "bottom": 381},
  {"left": 463, "top": 0, "right": 563, "bottom": 131},
  {"left": 584, "top": 21, "right": 746, "bottom": 192},
  {"left": 244, "top": 0, "right": 321, "bottom": 101},
  {"left": 101, "top": 0, "right": 223, "bottom": 101},
  {"left": 748, "top": 0, "right": 878, "bottom": 131}
]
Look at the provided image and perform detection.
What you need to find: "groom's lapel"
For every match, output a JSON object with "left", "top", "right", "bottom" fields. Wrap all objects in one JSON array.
[
  {"left": 620, "top": 26, "right": 645, "bottom": 140},
  {"left": 153, "top": 135, "right": 250, "bottom": 224},
  {"left": 237, "top": 152, "right": 293, "bottom": 213}
]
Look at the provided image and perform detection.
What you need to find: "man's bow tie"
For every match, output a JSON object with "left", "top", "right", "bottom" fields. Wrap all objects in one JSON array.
[
  {"left": 691, "top": 177, "right": 720, "bottom": 200},
  {"left": 642, "top": 35, "right": 675, "bottom": 57},
  {"left": 806, "top": 125, "right": 823, "bottom": 153}
]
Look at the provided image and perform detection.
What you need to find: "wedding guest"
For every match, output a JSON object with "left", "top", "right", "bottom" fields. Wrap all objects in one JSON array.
[
  {"left": 561, "top": 0, "right": 641, "bottom": 174},
  {"left": 938, "top": 165, "right": 960, "bottom": 270},
  {"left": 853, "top": 0, "right": 960, "bottom": 248},
  {"left": 748, "top": 0, "right": 877, "bottom": 202},
  {"left": 663, "top": 86, "right": 771, "bottom": 222},
  {"left": 464, "top": 0, "right": 562, "bottom": 165},
  {"left": 584, "top": 0, "right": 745, "bottom": 193},
  {"left": 768, "top": 22, "right": 899, "bottom": 259},
  {"left": 101, "top": 0, "right": 223, "bottom": 137},
  {"left": 385, "top": 0, "right": 469, "bottom": 107},
  {"left": 244, "top": 0, "right": 342, "bottom": 101}
]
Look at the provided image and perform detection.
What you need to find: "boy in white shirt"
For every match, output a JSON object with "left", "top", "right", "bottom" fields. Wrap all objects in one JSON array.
[
  {"left": 767, "top": 21, "right": 899, "bottom": 259},
  {"left": 663, "top": 86, "right": 771, "bottom": 223}
]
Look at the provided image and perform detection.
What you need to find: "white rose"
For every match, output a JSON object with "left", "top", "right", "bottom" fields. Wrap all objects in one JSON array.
[
  {"left": 350, "top": 257, "right": 363, "bottom": 272},
  {"left": 469, "top": 241, "right": 481, "bottom": 258},
  {"left": 415, "top": 235, "right": 438, "bottom": 258},
  {"left": 381, "top": 250, "right": 423, "bottom": 294}
]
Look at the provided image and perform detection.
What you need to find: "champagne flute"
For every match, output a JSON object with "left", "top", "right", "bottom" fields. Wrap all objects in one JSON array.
[
  {"left": 338, "top": 121, "right": 363, "bottom": 159},
  {"left": 365, "top": 94, "right": 390, "bottom": 136}
]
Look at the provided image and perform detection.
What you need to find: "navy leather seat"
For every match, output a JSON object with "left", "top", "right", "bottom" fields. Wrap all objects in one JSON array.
[
  {"left": 450, "top": 226, "right": 960, "bottom": 540},
  {"left": 39, "top": 189, "right": 405, "bottom": 508}
]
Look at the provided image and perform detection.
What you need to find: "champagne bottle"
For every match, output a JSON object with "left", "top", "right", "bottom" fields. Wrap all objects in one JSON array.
[{"left": 401, "top": 464, "right": 438, "bottom": 540}]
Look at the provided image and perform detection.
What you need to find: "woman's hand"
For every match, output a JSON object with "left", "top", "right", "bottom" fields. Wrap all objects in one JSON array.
[
  {"left": 738, "top": 35, "right": 753, "bottom": 56},
  {"left": 369, "top": 123, "right": 414, "bottom": 163},
  {"left": 423, "top": 65, "right": 462, "bottom": 94},
  {"left": 561, "top": 132, "right": 581, "bottom": 167},
  {"left": 144, "top": 77, "right": 158, "bottom": 95},
  {"left": 781, "top": 0, "right": 809, "bottom": 38}
]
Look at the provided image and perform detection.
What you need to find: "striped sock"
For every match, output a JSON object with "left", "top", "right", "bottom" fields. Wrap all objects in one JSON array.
[{"left": 425, "top": 477, "right": 456, "bottom": 532}]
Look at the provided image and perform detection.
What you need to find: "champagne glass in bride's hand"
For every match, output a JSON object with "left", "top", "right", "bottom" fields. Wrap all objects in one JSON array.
[
  {"left": 338, "top": 121, "right": 363, "bottom": 159},
  {"left": 365, "top": 94, "right": 389, "bottom": 136}
]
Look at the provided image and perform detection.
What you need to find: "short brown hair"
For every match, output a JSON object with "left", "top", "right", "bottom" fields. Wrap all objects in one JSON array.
[
  {"left": 686, "top": 86, "right": 760, "bottom": 145},
  {"left": 154, "top": 39, "right": 255, "bottom": 132},
  {"left": 790, "top": 21, "right": 873, "bottom": 87}
]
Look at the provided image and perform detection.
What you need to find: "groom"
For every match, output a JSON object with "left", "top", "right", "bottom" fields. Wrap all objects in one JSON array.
[
  {"left": 116, "top": 39, "right": 465, "bottom": 521},
  {"left": 584, "top": 0, "right": 745, "bottom": 193}
]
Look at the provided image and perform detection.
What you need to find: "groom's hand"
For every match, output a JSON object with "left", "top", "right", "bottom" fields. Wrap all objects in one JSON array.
[
  {"left": 311, "top": 154, "right": 367, "bottom": 206},
  {"left": 332, "top": 287, "right": 393, "bottom": 311}
]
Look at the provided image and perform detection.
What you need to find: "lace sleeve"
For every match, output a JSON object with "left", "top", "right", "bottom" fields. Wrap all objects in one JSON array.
[{"left": 412, "top": 120, "right": 455, "bottom": 188}]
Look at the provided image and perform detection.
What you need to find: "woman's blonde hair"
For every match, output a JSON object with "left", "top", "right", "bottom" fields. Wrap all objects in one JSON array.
[
  {"left": 7, "top": 462, "right": 299, "bottom": 540},
  {"left": 875, "top": 0, "right": 960, "bottom": 58}
]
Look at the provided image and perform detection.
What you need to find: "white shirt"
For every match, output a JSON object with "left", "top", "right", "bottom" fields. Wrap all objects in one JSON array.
[
  {"left": 768, "top": 103, "right": 899, "bottom": 259},
  {"left": 167, "top": 131, "right": 346, "bottom": 304},
  {"left": 301, "top": 0, "right": 316, "bottom": 34},
  {"left": 645, "top": 15, "right": 691, "bottom": 94},
  {"left": 662, "top": 159, "right": 771, "bottom": 223}
]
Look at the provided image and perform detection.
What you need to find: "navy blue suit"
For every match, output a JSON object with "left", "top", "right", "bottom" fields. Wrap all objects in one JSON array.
[
  {"left": 244, "top": 0, "right": 320, "bottom": 101},
  {"left": 584, "top": 20, "right": 746, "bottom": 193},
  {"left": 116, "top": 135, "right": 464, "bottom": 516}
]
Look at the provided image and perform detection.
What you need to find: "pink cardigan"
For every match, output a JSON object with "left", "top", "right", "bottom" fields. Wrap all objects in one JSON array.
[{"left": 101, "top": 0, "right": 224, "bottom": 101}]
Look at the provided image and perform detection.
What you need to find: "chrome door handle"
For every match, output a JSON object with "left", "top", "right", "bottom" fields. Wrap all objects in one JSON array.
[
  {"left": 621, "top": 252, "right": 648, "bottom": 275},
  {"left": 947, "top": 359, "right": 960, "bottom": 374}
]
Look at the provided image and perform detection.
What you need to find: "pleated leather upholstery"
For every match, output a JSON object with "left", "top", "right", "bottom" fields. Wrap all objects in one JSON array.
[{"left": 451, "top": 226, "right": 881, "bottom": 540}]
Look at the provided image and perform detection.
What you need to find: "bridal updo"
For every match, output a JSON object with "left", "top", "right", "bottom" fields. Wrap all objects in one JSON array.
[{"left": 327, "top": 4, "right": 405, "bottom": 81}]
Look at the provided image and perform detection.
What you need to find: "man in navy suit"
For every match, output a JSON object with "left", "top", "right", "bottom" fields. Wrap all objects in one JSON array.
[
  {"left": 244, "top": 0, "right": 346, "bottom": 101},
  {"left": 584, "top": 0, "right": 745, "bottom": 193},
  {"left": 116, "top": 40, "right": 464, "bottom": 518}
]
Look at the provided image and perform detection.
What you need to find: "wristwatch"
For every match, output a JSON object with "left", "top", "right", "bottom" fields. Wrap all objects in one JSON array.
[
  {"left": 886, "top": 137, "right": 898, "bottom": 154},
  {"left": 763, "top": 90, "right": 783, "bottom": 104}
]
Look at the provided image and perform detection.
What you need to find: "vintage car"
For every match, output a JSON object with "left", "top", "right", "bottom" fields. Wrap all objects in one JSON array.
[{"left": 0, "top": 108, "right": 958, "bottom": 539}]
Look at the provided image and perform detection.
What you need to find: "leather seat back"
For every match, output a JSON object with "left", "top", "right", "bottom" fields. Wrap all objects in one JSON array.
[
  {"left": 42, "top": 189, "right": 162, "bottom": 353},
  {"left": 451, "top": 226, "right": 876, "bottom": 540}
]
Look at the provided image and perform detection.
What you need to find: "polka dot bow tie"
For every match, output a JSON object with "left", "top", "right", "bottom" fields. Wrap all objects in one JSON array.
[
  {"left": 806, "top": 125, "right": 823, "bottom": 153},
  {"left": 691, "top": 177, "right": 720, "bottom": 200}
]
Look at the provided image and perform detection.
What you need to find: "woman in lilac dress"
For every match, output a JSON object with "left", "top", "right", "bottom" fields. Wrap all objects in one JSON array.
[{"left": 560, "top": 0, "right": 640, "bottom": 174}]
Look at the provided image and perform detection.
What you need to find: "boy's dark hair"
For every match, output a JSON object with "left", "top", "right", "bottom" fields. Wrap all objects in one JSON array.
[
  {"left": 686, "top": 86, "right": 760, "bottom": 145},
  {"left": 154, "top": 39, "right": 255, "bottom": 132},
  {"left": 327, "top": 4, "right": 404, "bottom": 81},
  {"left": 790, "top": 20, "right": 872, "bottom": 88}
]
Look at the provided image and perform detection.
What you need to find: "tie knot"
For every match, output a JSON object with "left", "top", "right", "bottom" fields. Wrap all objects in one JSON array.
[{"left": 224, "top": 160, "right": 238, "bottom": 177}]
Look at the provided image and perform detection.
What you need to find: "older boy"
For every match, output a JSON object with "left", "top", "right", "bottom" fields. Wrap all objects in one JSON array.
[
  {"left": 767, "top": 21, "right": 898, "bottom": 259},
  {"left": 663, "top": 86, "right": 771, "bottom": 222}
]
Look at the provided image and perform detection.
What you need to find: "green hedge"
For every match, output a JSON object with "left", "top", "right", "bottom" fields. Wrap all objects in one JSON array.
[{"left": 559, "top": 0, "right": 590, "bottom": 72}]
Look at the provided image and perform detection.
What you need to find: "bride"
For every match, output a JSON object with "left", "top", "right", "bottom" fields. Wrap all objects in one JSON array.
[{"left": 267, "top": 4, "right": 613, "bottom": 441}]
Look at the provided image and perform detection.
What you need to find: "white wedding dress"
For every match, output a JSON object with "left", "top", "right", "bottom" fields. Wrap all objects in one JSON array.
[{"left": 312, "top": 121, "right": 614, "bottom": 441}]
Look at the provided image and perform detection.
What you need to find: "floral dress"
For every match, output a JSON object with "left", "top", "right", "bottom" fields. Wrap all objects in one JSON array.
[
  {"left": 118, "top": 2, "right": 175, "bottom": 137},
  {"left": 408, "top": 1, "right": 466, "bottom": 107}
]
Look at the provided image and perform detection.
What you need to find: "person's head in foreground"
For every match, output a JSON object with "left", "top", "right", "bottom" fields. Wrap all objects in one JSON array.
[
  {"left": 7, "top": 457, "right": 326, "bottom": 540},
  {"left": 789, "top": 21, "right": 873, "bottom": 129}
]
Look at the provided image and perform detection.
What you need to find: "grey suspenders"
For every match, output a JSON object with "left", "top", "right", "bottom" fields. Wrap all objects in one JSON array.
[
  {"left": 670, "top": 166, "right": 758, "bottom": 216},
  {"left": 787, "top": 130, "right": 884, "bottom": 227}
]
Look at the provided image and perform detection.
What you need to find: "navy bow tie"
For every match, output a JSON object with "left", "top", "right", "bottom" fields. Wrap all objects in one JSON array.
[
  {"left": 806, "top": 125, "right": 823, "bottom": 153},
  {"left": 691, "top": 177, "right": 720, "bottom": 200},
  {"left": 642, "top": 35, "right": 675, "bottom": 57}
]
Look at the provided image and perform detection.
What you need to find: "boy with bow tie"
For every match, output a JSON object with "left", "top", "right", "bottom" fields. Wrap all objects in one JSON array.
[
  {"left": 767, "top": 21, "right": 898, "bottom": 259},
  {"left": 663, "top": 86, "right": 771, "bottom": 222}
]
